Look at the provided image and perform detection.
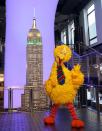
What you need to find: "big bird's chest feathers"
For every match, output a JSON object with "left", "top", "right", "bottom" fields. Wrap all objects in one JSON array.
[
  {"left": 48, "top": 64, "right": 76, "bottom": 104},
  {"left": 45, "top": 45, "right": 84, "bottom": 104}
]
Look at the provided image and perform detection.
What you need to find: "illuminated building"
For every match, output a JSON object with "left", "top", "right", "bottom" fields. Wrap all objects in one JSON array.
[{"left": 22, "top": 17, "right": 49, "bottom": 111}]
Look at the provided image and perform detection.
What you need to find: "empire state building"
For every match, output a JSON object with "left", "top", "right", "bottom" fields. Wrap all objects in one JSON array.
[{"left": 21, "top": 17, "right": 49, "bottom": 111}]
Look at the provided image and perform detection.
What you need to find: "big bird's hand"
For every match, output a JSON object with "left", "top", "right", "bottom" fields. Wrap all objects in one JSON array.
[
  {"left": 71, "top": 64, "right": 84, "bottom": 89},
  {"left": 73, "top": 64, "right": 81, "bottom": 73},
  {"left": 72, "top": 64, "right": 81, "bottom": 78}
]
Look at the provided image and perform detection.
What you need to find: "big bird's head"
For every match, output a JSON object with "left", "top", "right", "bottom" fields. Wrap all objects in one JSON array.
[{"left": 54, "top": 44, "right": 72, "bottom": 65}]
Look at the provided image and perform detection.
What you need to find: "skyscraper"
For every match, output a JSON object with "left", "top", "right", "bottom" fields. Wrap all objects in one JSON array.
[
  {"left": 21, "top": 17, "right": 49, "bottom": 111},
  {"left": 26, "top": 17, "right": 42, "bottom": 87}
]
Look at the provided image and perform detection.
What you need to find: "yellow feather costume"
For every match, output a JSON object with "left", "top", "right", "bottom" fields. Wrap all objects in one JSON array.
[{"left": 45, "top": 45, "right": 84, "bottom": 104}]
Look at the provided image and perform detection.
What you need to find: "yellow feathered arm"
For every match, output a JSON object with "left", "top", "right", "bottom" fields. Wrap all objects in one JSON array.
[
  {"left": 45, "top": 62, "right": 58, "bottom": 96},
  {"left": 71, "top": 64, "right": 84, "bottom": 90},
  {"left": 45, "top": 80, "right": 52, "bottom": 96}
]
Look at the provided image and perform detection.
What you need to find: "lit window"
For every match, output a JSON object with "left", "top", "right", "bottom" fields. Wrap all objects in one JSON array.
[
  {"left": 87, "top": 4, "right": 95, "bottom": 14},
  {"left": 70, "top": 22, "right": 75, "bottom": 45},
  {"left": 61, "top": 30, "right": 67, "bottom": 44},
  {"left": 87, "top": 4, "right": 97, "bottom": 45},
  {"left": 68, "top": 21, "right": 75, "bottom": 48}
]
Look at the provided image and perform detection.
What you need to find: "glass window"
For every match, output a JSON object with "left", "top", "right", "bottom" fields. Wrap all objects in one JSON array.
[
  {"left": 68, "top": 21, "right": 75, "bottom": 48},
  {"left": 61, "top": 30, "right": 67, "bottom": 44},
  {"left": 87, "top": 4, "right": 97, "bottom": 45},
  {"left": 87, "top": 87, "right": 96, "bottom": 102},
  {"left": 70, "top": 22, "right": 75, "bottom": 45},
  {"left": 87, "top": 4, "right": 95, "bottom": 14}
]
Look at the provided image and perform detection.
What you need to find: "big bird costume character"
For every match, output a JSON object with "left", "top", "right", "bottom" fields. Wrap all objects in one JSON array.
[{"left": 44, "top": 44, "right": 85, "bottom": 128}]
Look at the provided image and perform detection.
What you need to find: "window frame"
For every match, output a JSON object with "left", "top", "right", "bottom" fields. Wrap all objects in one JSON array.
[{"left": 87, "top": 3, "right": 97, "bottom": 45}]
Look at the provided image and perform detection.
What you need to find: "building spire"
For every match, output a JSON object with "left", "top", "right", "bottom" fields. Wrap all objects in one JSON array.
[
  {"left": 32, "top": 8, "right": 36, "bottom": 29},
  {"left": 34, "top": 8, "right": 35, "bottom": 18}
]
